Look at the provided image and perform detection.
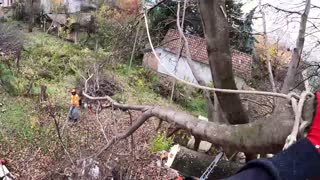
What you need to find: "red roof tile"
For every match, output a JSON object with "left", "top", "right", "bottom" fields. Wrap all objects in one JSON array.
[
  {"left": 162, "top": 29, "right": 209, "bottom": 64},
  {"left": 160, "top": 29, "right": 253, "bottom": 79}
]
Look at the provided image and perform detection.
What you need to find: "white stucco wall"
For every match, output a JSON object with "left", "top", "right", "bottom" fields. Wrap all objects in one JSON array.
[
  {"left": 41, "top": 0, "right": 51, "bottom": 13},
  {"left": 0, "top": 0, "right": 12, "bottom": 7},
  {"left": 65, "top": 0, "right": 84, "bottom": 13},
  {"left": 155, "top": 48, "right": 213, "bottom": 85},
  {"left": 40, "top": 0, "right": 85, "bottom": 13}
]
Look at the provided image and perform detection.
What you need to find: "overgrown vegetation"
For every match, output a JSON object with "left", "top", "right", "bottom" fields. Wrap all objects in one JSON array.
[
  {"left": 149, "top": 131, "right": 173, "bottom": 152},
  {"left": 115, "top": 64, "right": 207, "bottom": 116},
  {"left": 0, "top": 61, "right": 19, "bottom": 95},
  {"left": 84, "top": 5, "right": 138, "bottom": 61},
  {"left": 0, "top": 91, "right": 61, "bottom": 161}
]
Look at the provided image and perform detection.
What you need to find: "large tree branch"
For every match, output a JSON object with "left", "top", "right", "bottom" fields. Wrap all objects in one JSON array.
[
  {"left": 98, "top": 105, "right": 295, "bottom": 155},
  {"left": 82, "top": 92, "right": 149, "bottom": 111},
  {"left": 82, "top": 92, "right": 299, "bottom": 155}
]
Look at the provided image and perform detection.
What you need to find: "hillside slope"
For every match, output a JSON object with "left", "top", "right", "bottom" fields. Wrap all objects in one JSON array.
[{"left": 1, "top": 31, "right": 187, "bottom": 179}]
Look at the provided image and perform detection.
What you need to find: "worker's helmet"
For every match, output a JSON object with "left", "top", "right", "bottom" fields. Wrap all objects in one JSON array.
[{"left": 71, "top": 89, "right": 77, "bottom": 93}]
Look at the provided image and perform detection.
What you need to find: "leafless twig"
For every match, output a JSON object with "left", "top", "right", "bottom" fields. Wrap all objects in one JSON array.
[{"left": 51, "top": 112, "right": 75, "bottom": 165}]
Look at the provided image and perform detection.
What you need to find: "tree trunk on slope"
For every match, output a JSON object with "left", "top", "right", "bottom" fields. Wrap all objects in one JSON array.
[
  {"left": 205, "top": 90, "right": 227, "bottom": 124},
  {"left": 199, "top": 0, "right": 249, "bottom": 124},
  {"left": 207, "top": 91, "right": 227, "bottom": 124},
  {"left": 176, "top": 2, "right": 225, "bottom": 124},
  {"left": 27, "top": 0, "right": 34, "bottom": 33},
  {"left": 281, "top": 0, "right": 311, "bottom": 94}
]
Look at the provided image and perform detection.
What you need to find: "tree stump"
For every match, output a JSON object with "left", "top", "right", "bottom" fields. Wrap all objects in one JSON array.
[{"left": 39, "top": 85, "right": 48, "bottom": 102}]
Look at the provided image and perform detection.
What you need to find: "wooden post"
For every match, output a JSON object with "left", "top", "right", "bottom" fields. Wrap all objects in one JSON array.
[
  {"left": 170, "top": 79, "right": 176, "bottom": 103},
  {"left": 95, "top": 39, "right": 99, "bottom": 51},
  {"left": 74, "top": 31, "right": 79, "bottom": 44},
  {"left": 43, "top": 17, "right": 46, "bottom": 32},
  {"left": 129, "top": 21, "right": 141, "bottom": 72}
]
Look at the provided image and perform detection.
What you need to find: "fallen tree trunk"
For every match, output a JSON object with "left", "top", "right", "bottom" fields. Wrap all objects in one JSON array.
[{"left": 165, "top": 144, "right": 242, "bottom": 179}]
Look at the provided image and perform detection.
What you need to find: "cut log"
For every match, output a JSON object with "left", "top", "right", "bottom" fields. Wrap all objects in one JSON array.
[{"left": 165, "top": 145, "right": 242, "bottom": 179}]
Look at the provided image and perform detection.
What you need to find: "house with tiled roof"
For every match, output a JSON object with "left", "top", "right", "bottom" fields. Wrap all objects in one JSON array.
[{"left": 143, "top": 29, "right": 253, "bottom": 85}]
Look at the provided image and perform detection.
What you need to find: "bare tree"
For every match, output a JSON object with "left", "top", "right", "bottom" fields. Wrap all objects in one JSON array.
[
  {"left": 281, "top": 0, "right": 311, "bottom": 94},
  {"left": 259, "top": 0, "right": 277, "bottom": 93}
]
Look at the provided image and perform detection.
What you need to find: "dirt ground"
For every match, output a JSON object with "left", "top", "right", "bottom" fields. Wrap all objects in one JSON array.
[{"left": 2, "top": 105, "right": 178, "bottom": 179}]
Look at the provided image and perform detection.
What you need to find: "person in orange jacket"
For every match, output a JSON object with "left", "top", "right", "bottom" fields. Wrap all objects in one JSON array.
[{"left": 68, "top": 88, "right": 80, "bottom": 123}]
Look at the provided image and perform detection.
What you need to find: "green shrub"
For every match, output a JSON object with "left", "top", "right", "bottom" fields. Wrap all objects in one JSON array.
[
  {"left": 115, "top": 64, "right": 160, "bottom": 90},
  {"left": 22, "top": 32, "right": 109, "bottom": 83},
  {"left": 173, "top": 83, "right": 207, "bottom": 116},
  {"left": 0, "top": 62, "right": 18, "bottom": 95},
  {"left": 186, "top": 97, "right": 207, "bottom": 115},
  {"left": 149, "top": 131, "right": 173, "bottom": 152}
]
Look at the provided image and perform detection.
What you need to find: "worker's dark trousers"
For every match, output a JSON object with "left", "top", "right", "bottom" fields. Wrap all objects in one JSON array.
[{"left": 68, "top": 106, "right": 79, "bottom": 122}]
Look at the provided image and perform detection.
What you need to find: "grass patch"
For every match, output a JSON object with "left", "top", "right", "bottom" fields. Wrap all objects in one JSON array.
[
  {"left": 114, "top": 63, "right": 208, "bottom": 116},
  {"left": 176, "top": 97, "right": 207, "bottom": 117},
  {"left": 22, "top": 32, "right": 110, "bottom": 82},
  {"left": 0, "top": 93, "right": 35, "bottom": 143},
  {"left": 149, "top": 131, "right": 173, "bottom": 152}
]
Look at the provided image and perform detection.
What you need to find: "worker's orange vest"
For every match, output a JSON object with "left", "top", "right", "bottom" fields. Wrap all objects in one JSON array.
[{"left": 71, "top": 94, "right": 80, "bottom": 107}]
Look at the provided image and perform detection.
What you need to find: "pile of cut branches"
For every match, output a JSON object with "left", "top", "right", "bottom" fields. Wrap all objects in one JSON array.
[
  {"left": 0, "top": 24, "right": 23, "bottom": 59},
  {"left": 80, "top": 74, "right": 119, "bottom": 98}
]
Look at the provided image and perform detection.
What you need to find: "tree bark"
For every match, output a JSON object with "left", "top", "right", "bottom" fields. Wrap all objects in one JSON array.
[
  {"left": 199, "top": 0, "right": 249, "bottom": 124},
  {"left": 212, "top": 92, "right": 227, "bottom": 124},
  {"left": 28, "top": 0, "right": 34, "bottom": 33},
  {"left": 281, "top": 0, "right": 311, "bottom": 94},
  {"left": 166, "top": 145, "right": 242, "bottom": 179}
]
